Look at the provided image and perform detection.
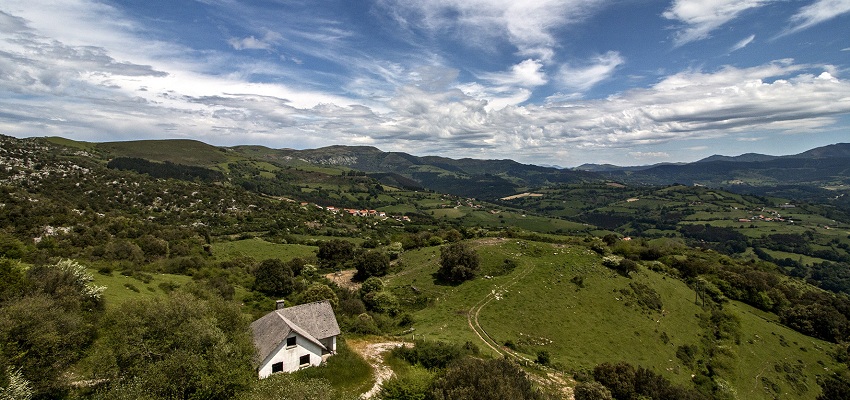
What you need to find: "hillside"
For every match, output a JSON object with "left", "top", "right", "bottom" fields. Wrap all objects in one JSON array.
[
  {"left": 386, "top": 239, "right": 840, "bottom": 399},
  {"left": 237, "top": 145, "right": 601, "bottom": 199},
  {"left": 2, "top": 134, "right": 850, "bottom": 399}
]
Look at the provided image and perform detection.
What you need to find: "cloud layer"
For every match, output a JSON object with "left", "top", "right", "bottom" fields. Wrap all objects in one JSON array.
[{"left": 1, "top": 1, "right": 849, "bottom": 166}]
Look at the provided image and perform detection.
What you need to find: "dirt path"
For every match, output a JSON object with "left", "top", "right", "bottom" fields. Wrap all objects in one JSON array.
[
  {"left": 466, "top": 260, "right": 536, "bottom": 362},
  {"left": 349, "top": 340, "right": 408, "bottom": 399},
  {"left": 464, "top": 247, "right": 576, "bottom": 398},
  {"left": 325, "top": 269, "right": 360, "bottom": 291}
]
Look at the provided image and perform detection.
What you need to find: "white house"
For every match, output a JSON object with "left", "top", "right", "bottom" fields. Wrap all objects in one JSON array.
[{"left": 250, "top": 299, "right": 341, "bottom": 378}]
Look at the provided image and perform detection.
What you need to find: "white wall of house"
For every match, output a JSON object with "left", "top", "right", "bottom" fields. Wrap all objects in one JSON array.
[{"left": 257, "top": 332, "right": 325, "bottom": 378}]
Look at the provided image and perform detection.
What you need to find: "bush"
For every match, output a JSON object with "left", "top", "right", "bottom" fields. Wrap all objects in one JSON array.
[
  {"left": 360, "top": 277, "right": 384, "bottom": 296},
  {"left": 238, "top": 373, "right": 354, "bottom": 400},
  {"left": 392, "top": 340, "right": 476, "bottom": 370},
  {"left": 536, "top": 350, "right": 551, "bottom": 366},
  {"left": 379, "top": 369, "right": 431, "bottom": 400},
  {"left": 574, "top": 381, "right": 613, "bottom": 400},
  {"left": 354, "top": 251, "right": 390, "bottom": 280},
  {"left": 436, "top": 243, "right": 479, "bottom": 283},
  {"left": 92, "top": 292, "right": 255, "bottom": 399},
  {"left": 427, "top": 357, "right": 541, "bottom": 400},
  {"left": 252, "top": 259, "right": 300, "bottom": 297},
  {"left": 363, "top": 291, "right": 399, "bottom": 315}
]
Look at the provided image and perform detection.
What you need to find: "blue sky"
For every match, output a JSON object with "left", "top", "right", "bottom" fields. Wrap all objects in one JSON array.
[{"left": 1, "top": 0, "right": 849, "bottom": 167}]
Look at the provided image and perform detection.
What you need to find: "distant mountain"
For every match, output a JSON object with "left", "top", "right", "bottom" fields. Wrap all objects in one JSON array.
[
  {"left": 789, "top": 142, "right": 850, "bottom": 159},
  {"left": 696, "top": 153, "right": 778, "bottom": 163},
  {"left": 574, "top": 162, "right": 684, "bottom": 172},
  {"left": 86, "top": 136, "right": 850, "bottom": 203},
  {"left": 240, "top": 145, "right": 600, "bottom": 199},
  {"left": 597, "top": 143, "right": 850, "bottom": 199}
]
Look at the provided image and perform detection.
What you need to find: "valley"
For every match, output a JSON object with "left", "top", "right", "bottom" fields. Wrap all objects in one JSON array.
[{"left": 1, "top": 134, "right": 850, "bottom": 399}]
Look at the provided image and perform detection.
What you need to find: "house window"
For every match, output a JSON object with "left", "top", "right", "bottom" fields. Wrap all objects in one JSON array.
[
  {"left": 272, "top": 362, "right": 283, "bottom": 373},
  {"left": 299, "top": 355, "right": 310, "bottom": 366},
  {"left": 286, "top": 336, "right": 296, "bottom": 347}
]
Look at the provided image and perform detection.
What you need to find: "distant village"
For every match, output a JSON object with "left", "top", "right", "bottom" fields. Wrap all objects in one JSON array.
[
  {"left": 300, "top": 195, "right": 490, "bottom": 222},
  {"left": 735, "top": 205, "right": 796, "bottom": 224},
  {"left": 301, "top": 202, "right": 411, "bottom": 222}
]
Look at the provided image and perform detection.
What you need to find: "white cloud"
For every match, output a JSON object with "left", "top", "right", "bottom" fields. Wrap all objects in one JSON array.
[
  {"left": 3, "top": 1, "right": 850, "bottom": 166},
  {"left": 663, "top": 0, "right": 771, "bottom": 46},
  {"left": 786, "top": 0, "right": 850, "bottom": 34},
  {"left": 729, "top": 34, "right": 755, "bottom": 52},
  {"left": 556, "top": 51, "right": 624, "bottom": 94},
  {"left": 481, "top": 59, "right": 547, "bottom": 87},
  {"left": 228, "top": 30, "right": 282, "bottom": 50},
  {"left": 228, "top": 36, "right": 263, "bottom": 50},
  {"left": 461, "top": 59, "right": 547, "bottom": 110},
  {"left": 629, "top": 151, "right": 670, "bottom": 159},
  {"left": 377, "top": 0, "right": 604, "bottom": 61}
]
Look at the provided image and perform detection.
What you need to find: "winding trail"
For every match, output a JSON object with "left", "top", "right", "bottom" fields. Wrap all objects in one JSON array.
[
  {"left": 464, "top": 242, "right": 576, "bottom": 398},
  {"left": 350, "top": 340, "right": 409, "bottom": 399},
  {"left": 466, "top": 258, "right": 537, "bottom": 363}
]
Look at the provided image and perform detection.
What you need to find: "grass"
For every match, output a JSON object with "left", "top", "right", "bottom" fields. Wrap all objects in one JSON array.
[
  {"left": 89, "top": 268, "right": 193, "bottom": 306},
  {"left": 292, "top": 337, "right": 374, "bottom": 397},
  {"left": 386, "top": 239, "right": 840, "bottom": 399},
  {"left": 213, "top": 238, "right": 318, "bottom": 261},
  {"left": 96, "top": 139, "right": 232, "bottom": 166}
]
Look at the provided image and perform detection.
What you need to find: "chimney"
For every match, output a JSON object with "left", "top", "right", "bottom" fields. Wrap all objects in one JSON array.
[{"left": 276, "top": 300, "right": 286, "bottom": 310}]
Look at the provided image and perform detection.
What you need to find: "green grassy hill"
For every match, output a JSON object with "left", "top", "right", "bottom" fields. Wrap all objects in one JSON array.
[
  {"left": 97, "top": 139, "right": 232, "bottom": 166},
  {"left": 386, "top": 238, "right": 840, "bottom": 399}
]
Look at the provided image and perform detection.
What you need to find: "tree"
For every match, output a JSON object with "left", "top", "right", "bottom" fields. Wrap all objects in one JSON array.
[
  {"left": 93, "top": 291, "right": 254, "bottom": 400},
  {"left": 0, "top": 259, "right": 26, "bottom": 302},
  {"left": 574, "top": 381, "right": 613, "bottom": 400},
  {"left": 252, "top": 259, "right": 300, "bottom": 297},
  {"left": 0, "top": 294, "right": 95, "bottom": 397},
  {"left": 354, "top": 251, "right": 390, "bottom": 280},
  {"left": 359, "top": 277, "right": 384, "bottom": 296},
  {"left": 316, "top": 239, "right": 356, "bottom": 269},
  {"left": 363, "top": 291, "right": 399, "bottom": 315},
  {"left": 593, "top": 362, "right": 636, "bottom": 400},
  {"left": 428, "top": 357, "right": 540, "bottom": 400},
  {"left": 818, "top": 372, "right": 850, "bottom": 400},
  {"left": 437, "top": 243, "right": 479, "bottom": 283},
  {"left": 299, "top": 283, "right": 339, "bottom": 308}
]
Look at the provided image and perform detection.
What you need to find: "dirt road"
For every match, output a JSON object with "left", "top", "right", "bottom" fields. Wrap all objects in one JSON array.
[{"left": 349, "top": 340, "right": 408, "bottom": 399}]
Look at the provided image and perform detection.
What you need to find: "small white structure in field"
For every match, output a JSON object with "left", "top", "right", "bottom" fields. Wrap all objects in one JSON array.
[{"left": 251, "top": 299, "right": 341, "bottom": 378}]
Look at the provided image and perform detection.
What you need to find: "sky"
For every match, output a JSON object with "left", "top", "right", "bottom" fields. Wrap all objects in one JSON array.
[{"left": 1, "top": 0, "right": 849, "bottom": 167}]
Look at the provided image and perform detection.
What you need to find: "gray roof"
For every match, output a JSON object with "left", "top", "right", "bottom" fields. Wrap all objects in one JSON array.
[{"left": 250, "top": 300, "right": 341, "bottom": 365}]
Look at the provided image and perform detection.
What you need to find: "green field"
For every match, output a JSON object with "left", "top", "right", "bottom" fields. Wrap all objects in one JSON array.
[
  {"left": 212, "top": 238, "right": 318, "bottom": 261},
  {"left": 89, "top": 269, "right": 194, "bottom": 306},
  {"left": 386, "top": 239, "right": 839, "bottom": 399}
]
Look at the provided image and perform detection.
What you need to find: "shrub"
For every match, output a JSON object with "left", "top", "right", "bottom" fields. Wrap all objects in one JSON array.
[
  {"left": 363, "top": 291, "right": 399, "bottom": 315},
  {"left": 238, "top": 373, "right": 353, "bottom": 400},
  {"left": 379, "top": 369, "right": 431, "bottom": 400},
  {"left": 92, "top": 292, "right": 255, "bottom": 399},
  {"left": 574, "top": 381, "right": 613, "bottom": 400},
  {"left": 354, "top": 251, "right": 390, "bottom": 280},
  {"left": 252, "top": 259, "right": 299, "bottom": 297},
  {"left": 436, "top": 243, "right": 479, "bottom": 283},
  {"left": 427, "top": 357, "right": 541, "bottom": 400},
  {"left": 536, "top": 350, "right": 551, "bottom": 366},
  {"left": 392, "top": 340, "right": 476, "bottom": 370}
]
